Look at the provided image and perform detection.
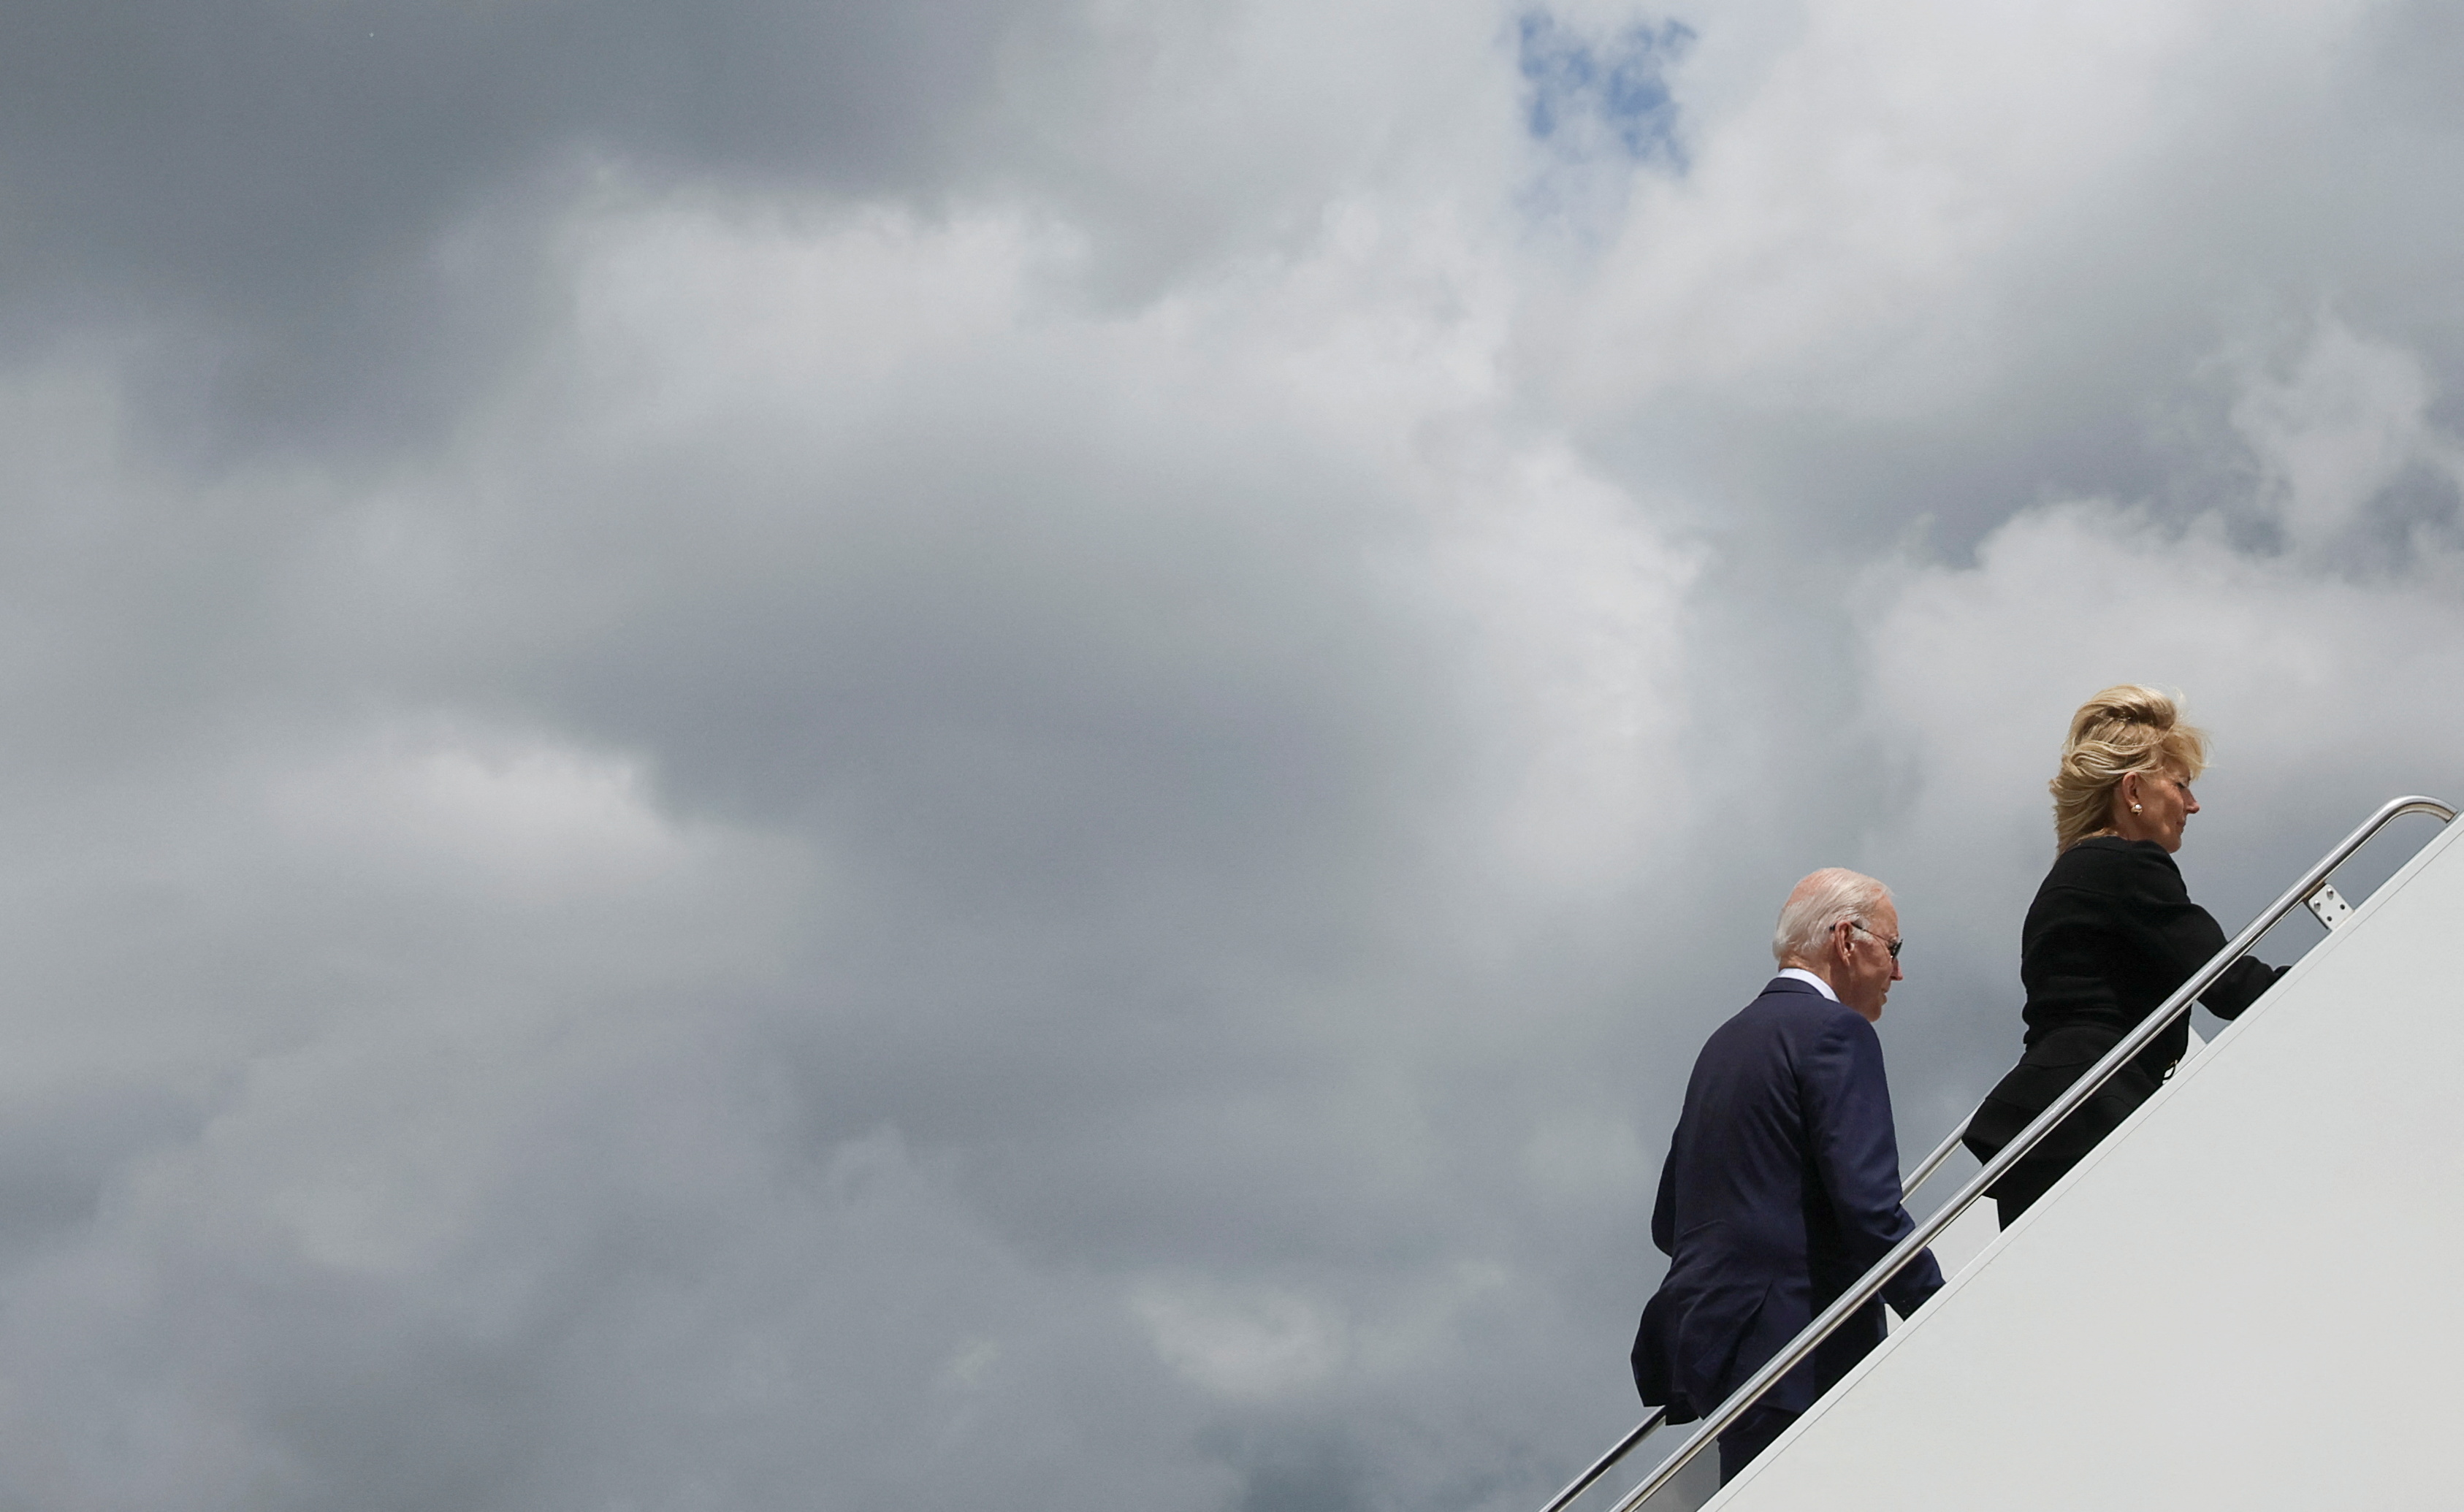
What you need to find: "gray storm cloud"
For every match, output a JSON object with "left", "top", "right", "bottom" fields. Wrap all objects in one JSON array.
[{"left": 0, "top": 1, "right": 2459, "bottom": 1508}]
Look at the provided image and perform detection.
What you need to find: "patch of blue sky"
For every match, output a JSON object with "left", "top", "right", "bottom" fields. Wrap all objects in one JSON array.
[{"left": 1518, "top": 10, "right": 1696, "bottom": 171}]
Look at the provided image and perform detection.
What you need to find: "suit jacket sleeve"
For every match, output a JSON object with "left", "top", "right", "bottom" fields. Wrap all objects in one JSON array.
[
  {"left": 1650, "top": 1144, "right": 1677, "bottom": 1257},
  {"left": 2116, "top": 846, "right": 2281, "bottom": 1020},
  {"left": 1801, "top": 1012, "right": 1945, "bottom": 1316}
]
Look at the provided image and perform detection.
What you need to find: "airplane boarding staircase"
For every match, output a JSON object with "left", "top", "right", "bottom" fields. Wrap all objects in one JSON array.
[{"left": 1540, "top": 795, "right": 2460, "bottom": 1512}]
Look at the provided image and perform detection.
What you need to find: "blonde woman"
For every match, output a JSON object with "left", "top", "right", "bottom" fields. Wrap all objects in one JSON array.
[{"left": 1960, "top": 687, "right": 2285, "bottom": 1226}]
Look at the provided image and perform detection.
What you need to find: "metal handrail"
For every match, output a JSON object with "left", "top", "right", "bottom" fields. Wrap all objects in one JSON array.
[
  {"left": 1558, "top": 794, "right": 2456, "bottom": 1512},
  {"left": 1533, "top": 1410, "right": 1666, "bottom": 1512},
  {"left": 1898, "top": 1118, "right": 1973, "bottom": 1207}
]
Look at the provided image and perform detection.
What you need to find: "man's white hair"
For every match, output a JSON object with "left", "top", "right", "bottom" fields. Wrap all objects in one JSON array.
[{"left": 1771, "top": 868, "right": 1892, "bottom": 966}]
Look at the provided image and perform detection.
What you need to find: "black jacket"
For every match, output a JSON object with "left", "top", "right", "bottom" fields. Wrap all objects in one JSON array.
[
  {"left": 1633, "top": 977, "right": 1943, "bottom": 1421},
  {"left": 1964, "top": 837, "right": 2281, "bottom": 1216}
]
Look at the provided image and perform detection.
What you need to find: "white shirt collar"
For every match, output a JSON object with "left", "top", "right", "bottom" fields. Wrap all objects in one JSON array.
[{"left": 1777, "top": 966, "right": 1839, "bottom": 1002}]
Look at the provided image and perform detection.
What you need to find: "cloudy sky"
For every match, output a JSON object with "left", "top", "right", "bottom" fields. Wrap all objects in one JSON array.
[{"left": 1, "top": 0, "right": 2460, "bottom": 1507}]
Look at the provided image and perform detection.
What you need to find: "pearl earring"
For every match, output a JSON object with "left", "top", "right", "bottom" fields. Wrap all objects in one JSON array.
[{"left": 2131, "top": 803, "right": 2143, "bottom": 813}]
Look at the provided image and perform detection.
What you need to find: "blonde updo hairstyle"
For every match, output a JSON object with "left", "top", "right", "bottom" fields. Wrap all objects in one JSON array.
[{"left": 2049, "top": 685, "right": 2209, "bottom": 853}]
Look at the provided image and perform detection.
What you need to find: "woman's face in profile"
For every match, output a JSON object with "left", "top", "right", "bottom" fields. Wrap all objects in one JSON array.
[{"left": 2125, "top": 766, "right": 2200, "bottom": 852}]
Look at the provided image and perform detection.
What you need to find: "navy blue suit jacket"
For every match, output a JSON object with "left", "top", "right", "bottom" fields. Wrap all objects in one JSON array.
[{"left": 1633, "top": 977, "right": 1943, "bottom": 1420}]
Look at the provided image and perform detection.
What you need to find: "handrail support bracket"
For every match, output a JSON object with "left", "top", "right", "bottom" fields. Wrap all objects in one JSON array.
[{"left": 2304, "top": 881, "right": 2353, "bottom": 931}]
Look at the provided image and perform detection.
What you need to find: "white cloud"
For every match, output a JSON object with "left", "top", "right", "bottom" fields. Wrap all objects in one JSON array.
[
  {"left": 2228, "top": 314, "right": 2445, "bottom": 552},
  {"left": 1530, "top": 0, "right": 2395, "bottom": 428},
  {"left": 266, "top": 729, "right": 692, "bottom": 902},
  {"left": 1134, "top": 1278, "right": 1350, "bottom": 1398}
]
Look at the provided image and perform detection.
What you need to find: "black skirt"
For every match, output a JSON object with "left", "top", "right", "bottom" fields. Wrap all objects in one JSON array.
[{"left": 1961, "top": 1023, "right": 2164, "bottom": 1223}]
